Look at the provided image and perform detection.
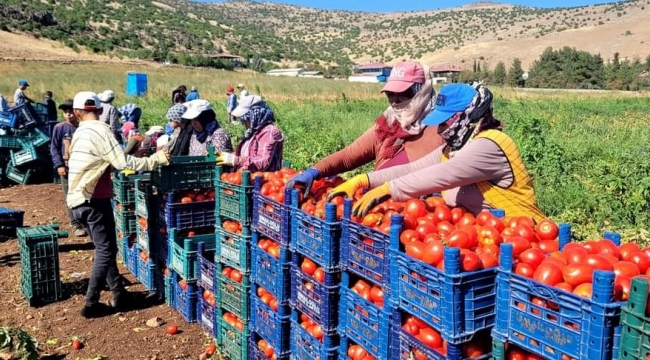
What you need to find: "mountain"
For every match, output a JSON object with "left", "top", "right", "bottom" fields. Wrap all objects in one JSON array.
[{"left": 1, "top": 0, "right": 648, "bottom": 70}]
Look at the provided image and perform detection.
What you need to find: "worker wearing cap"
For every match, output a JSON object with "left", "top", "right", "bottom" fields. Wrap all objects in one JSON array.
[
  {"left": 226, "top": 85, "right": 238, "bottom": 124},
  {"left": 98, "top": 90, "right": 122, "bottom": 143},
  {"left": 50, "top": 99, "right": 87, "bottom": 238},
  {"left": 66, "top": 91, "right": 170, "bottom": 318},
  {"left": 341, "top": 83, "right": 546, "bottom": 221},
  {"left": 237, "top": 83, "right": 249, "bottom": 98},
  {"left": 14, "top": 80, "right": 34, "bottom": 106}
]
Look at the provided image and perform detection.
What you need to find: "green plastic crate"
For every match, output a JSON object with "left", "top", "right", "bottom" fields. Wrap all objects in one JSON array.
[
  {"left": 114, "top": 207, "right": 137, "bottom": 239},
  {"left": 151, "top": 147, "right": 216, "bottom": 192},
  {"left": 112, "top": 172, "right": 150, "bottom": 205},
  {"left": 217, "top": 263, "right": 250, "bottom": 321},
  {"left": 168, "top": 228, "right": 217, "bottom": 281},
  {"left": 18, "top": 225, "right": 68, "bottom": 306},
  {"left": 217, "top": 309, "right": 249, "bottom": 360},
  {"left": 0, "top": 136, "right": 23, "bottom": 149},
  {"left": 214, "top": 167, "right": 253, "bottom": 225},
  {"left": 10, "top": 143, "right": 39, "bottom": 166},
  {"left": 619, "top": 277, "right": 650, "bottom": 359},
  {"left": 6, "top": 163, "right": 31, "bottom": 184},
  {"left": 18, "top": 128, "right": 49, "bottom": 149},
  {"left": 134, "top": 179, "right": 158, "bottom": 219}
]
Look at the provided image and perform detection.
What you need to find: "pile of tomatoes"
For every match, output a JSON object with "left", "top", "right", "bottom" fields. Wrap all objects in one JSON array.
[
  {"left": 352, "top": 196, "right": 561, "bottom": 273},
  {"left": 222, "top": 220, "right": 243, "bottom": 234},
  {"left": 221, "top": 266, "right": 244, "bottom": 284},
  {"left": 346, "top": 344, "right": 377, "bottom": 360},
  {"left": 349, "top": 278, "right": 384, "bottom": 308},
  {"left": 256, "top": 285, "right": 280, "bottom": 312},
  {"left": 202, "top": 288, "right": 216, "bottom": 307},
  {"left": 400, "top": 314, "right": 490, "bottom": 359},
  {"left": 514, "top": 238, "right": 650, "bottom": 302},
  {"left": 299, "top": 256, "right": 328, "bottom": 284},
  {"left": 256, "top": 338, "right": 279, "bottom": 360},
  {"left": 297, "top": 312, "right": 326, "bottom": 343},
  {"left": 257, "top": 237, "right": 282, "bottom": 259},
  {"left": 222, "top": 311, "right": 245, "bottom": 332},
  {"left": 162, "top": 189, "right": 216, "bottom": 204}
]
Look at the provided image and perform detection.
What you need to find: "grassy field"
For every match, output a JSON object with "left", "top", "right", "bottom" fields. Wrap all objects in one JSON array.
[{"left": 1, "top": 61, "right": 649, "bottom": 241}]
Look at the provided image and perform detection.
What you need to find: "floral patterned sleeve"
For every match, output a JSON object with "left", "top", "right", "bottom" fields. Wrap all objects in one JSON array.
[{"left": 210, "top": 128, "right": 233, "bottom": 153}]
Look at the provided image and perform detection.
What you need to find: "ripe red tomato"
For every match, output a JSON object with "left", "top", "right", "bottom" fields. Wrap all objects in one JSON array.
[
  {"left": 450, "top": 207, "right": 464, "bottom": 224},
  {"left": 514, "top": 263, "right": 535, "bottom": 278},
  {"left": 562, "top": 263, "right": 595, "bottom": 287},
  {"left": 405, "top": 242, "right": 425, "bottom": 261},
  {"left": 613, "top": 261, "right": 640, "bottom": 278},
  {"left": 573, "top": 283, "right": 593, "bottom": 298},
  {"left": 478, "top": 252, "right": 498, "bottom": 269},
  {"left": 628, "top": 252, "right": 650, "bottom": 273},
  {"left": 535, "top": 219, "right": 559, "bottom": 241},
  {"left": 416, "top": 223, "right": 437, "bottom": 238},
  {"left": 166, "top": 324, "right": 179, "bottom": 335},
  {"left": 402, "top": 322, "right": 419, "bottom": 336},
  {"left": 507, "top": 349, "right": 527, "bottom": 360},
  {"left": 400, "top": 230, "right": 420, "bottom": 244},
  {"left": 519, "top": 248, "right": 546, "bottom": 268},
  {"left": 596, "top": 239, "right": 621, "bottom": 259},
  {"left": 404, "top": 199, "right": 428, "bottom": 219},
  {"left": 478, "top": 226, "right": 502, "bottom": 247},
  {"left": 615, "top": 275, "right": 632, "bottom": 301},
  {"left": 475, "top": 211, "right": 494, "bottom": 226},
  {"left": 532, "top": 263, "right": 564, "bottom": 286},
  {"left": 514, "top": 216, "right": 536, "bottom": 229},
  {"left": 619, "top": 243, "right": 641, "bottom": 261},
  {"left": 563, "top": 244, "right": 589, "bottom": 264},
  {"left": 504, "top": 236, "right": 532, "bottom": 258},
  {"left": 457, "top": 213, "right": 477, "bottom": 226},
  {"left": 460, "top": 250, "right": 482, "bottom": 271},
  {"left": 513, "top": 224, "right": 537, "bottom": 243},
  {"left": 537, "top": 240, "right": 560, "bottom": 254},
  {"left": 485, "top": 216, "right": 505, "bottom": 232},
  {"left": 422, "top": 240, "right": 444, "bottom": 266},
  {"left": 585, "top": 254, "right": 614, "bottom": 271},
  {"left": 447, "top": 230, "right": 470, "bottom": 249},
  {"left": 433, "top": 205, "right": 452, "bottom": 223},
  {"left": 463, "top": 343, "right": 484, "bottom": 357},
  {"left": 419, "top": 328, "right": 443, "bottom": 349}
]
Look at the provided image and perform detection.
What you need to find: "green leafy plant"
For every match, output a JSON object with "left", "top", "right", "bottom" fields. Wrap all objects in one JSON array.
[{"left": 0, "top": 327, "right": 39, "bottom": 360}]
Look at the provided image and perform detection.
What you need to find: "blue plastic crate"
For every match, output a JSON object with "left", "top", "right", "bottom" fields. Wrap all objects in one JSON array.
[
  {"left": 290, "top": 261, "right": 341, "bottom": 332},
  {"left": 124, "top": 238, "right": 139, "bottom": 278},
  {"left": 168, "top": 228, "right": 216, "bottom": 281},
  {"left": 251, "top": 233, "right": 292, "bottom": 302},
  {"left": 216, "top": 226, "right": 252, "bottom": 272},
  {"left": 136, "top": 252, "right": 158, "bottom": 292},
  {"left": 164, "top": 272, "right": 174, "bottom": 307},
  {"left": 250, "top": 294, "right": 291, "bottom": 355},
  {"left": 339, "top": 285, "right": 391, "bottom": 360},
  {"left": 342, "top": 200, "right": 403, "bottom": 289},
  {"left": 215, "top": 167, "right": 253, "bottom": 225},
  {"left": 391, "top": 246, "right": 497, "bottom": 344},
  {"left": 493, "top": 243, "right": 623, "bottom": 360},
  {"left": 252, "top": 176, "right": 292, "bottom": 245},
  {"left": 392, "top": 327, "right": 492, "bottom": 360},
  {"left": 162, "top": 194, "right": 216, "bottom": 230},
  {"left": 0, "top": 206, "right": 25, "bottom": 232},
  {"left": 197, "top": 242, "right": 217, "bottom": 294},
  {"left": 249, "top": 334, "right": 290, "bottom": 360},
  {"left": 0, "top": 110, "right": 18, "bottom": 128},
  {"left": 290, "top": 318, "right": 339, "bottom": 360},
  {"left": 172, "top": 271, "right": 198, "bottom": 323},
  {"left": 291, "top": 190, "right": 341, "bottom": 269},
  {"left": 154, "top": 232, "right": 168, "bottom": 265},
  {"left": 197, "top": 291, "right": 218, "bottom": 337}
]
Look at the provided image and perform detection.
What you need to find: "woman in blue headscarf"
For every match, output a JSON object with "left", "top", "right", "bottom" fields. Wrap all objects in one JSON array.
[
  {"left": 216, "top": 95, "right": 284, "bottom": 172},
  {"left": 182, "top": 99, "right": 233, "bottom": 156}
]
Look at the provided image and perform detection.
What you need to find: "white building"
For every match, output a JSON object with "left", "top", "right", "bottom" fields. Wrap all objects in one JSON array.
[{"left": 267, "top": 68, "right": 305, "bottom": 77}]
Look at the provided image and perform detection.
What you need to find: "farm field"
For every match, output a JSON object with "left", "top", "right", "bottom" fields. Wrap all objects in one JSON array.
[{"left": 0, "top": 61, "right": 650, "bottom": 358}]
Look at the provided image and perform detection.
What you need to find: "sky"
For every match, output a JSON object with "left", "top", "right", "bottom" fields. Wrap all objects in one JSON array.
[{"left": 198, "top": 0, "right": 617, "bottom": 13}]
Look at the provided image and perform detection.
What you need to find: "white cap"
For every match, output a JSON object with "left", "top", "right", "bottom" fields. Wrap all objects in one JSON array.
[
  {"left": 181, "top": 99, "right": 212, "bottom": 119},
  {"left": 237, "top": 83, "right": 245, "bottom": 89},
  {"left": 231, "top": 95, "right": 263, "bottom": 118},
  {"left": 73, "top": 91, "right": 102, "bottom": 111},
  {"left": 146, "top": 125, "right": 165, "bottom": 136},
  {"left": 98, "top": 90, "right": 115, "bottom": 102},
  {"left": 156, "top": 134, "right": 170, "bottom": 149}
]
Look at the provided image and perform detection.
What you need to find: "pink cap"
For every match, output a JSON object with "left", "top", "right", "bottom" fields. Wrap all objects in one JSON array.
[{"left": 381, "top": 61, "right": 425, "bottom": 93}]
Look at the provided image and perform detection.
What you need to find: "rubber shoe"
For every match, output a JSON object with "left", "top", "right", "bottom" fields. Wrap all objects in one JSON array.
[
  {"left": 73, "top": 227, "right": 88, "bottom": 237},
  {"left": 80, "top": 303, "right": 111, "bottom": 318}
]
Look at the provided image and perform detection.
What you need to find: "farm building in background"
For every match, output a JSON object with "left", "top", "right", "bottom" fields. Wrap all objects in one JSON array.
[
  {"left": 430, "top": 65, "right": 462, "bottom": 84},
  {"left": 267, "top": 68, "right": 305, "bottom": 77},
  {"left": 349, "top": 62, "right": 393, "bottom": 83},
  {"left": 300, "top": 71, "right": 324, "bottom": 78}
]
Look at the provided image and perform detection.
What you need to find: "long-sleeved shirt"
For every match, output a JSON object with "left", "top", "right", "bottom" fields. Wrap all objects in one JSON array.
[
  {"left": 240, "top": 90, "right": 249, "bottom": 98},
  {"left": 0, "top": 95, "right": 8, "bottom": 111},
  {"left": 66, "top": 119, "right": 168, "bottom": 208},
  {"left": 186, "top": 91, "right": 200, "bottom": 101},
  {"left": 235, "top": 125, "right": 284, "bottom": 172},
  {"left": 227, "top": 94, "right": 238, "bottom": 113},
  {"left": 99, "top": 102, "right": 121, "bottom": 132},
  {"left": 368, "top": 138, "right": 513, "bottom": 215},
  {"left": 50, "top": 121, "right": 77, "bottom": 169},
  {"left": 313, "top": 116, "right": 444, "bottom": 177},
  {"left": 14, "top": 89, "right": 29, "bottom": 106},
  {"left": 188, "top": 128, "right": 233, "bottom": 156},
  {"left": 43, "top": 97, "right": 57, "bottom": 121}
]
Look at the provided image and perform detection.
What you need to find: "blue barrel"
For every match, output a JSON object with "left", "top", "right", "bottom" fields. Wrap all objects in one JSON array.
[{"left": 126, "top": 72, "right": 148, "bottom": 97}]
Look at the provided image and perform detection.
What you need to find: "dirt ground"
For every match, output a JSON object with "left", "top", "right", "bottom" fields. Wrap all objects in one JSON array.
[{"left": 0, "top": 184, "right": 212, "bottom": 359}]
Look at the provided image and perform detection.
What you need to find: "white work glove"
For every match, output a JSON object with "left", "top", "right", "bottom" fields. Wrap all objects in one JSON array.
[{"left": 216, "top": 152, "right": 238, "bottom": 167}]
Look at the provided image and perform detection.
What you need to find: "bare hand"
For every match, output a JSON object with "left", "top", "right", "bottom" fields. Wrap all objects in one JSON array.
[
  {"left": 162, "top": 148, "right": 170, "bottom": 161},
  {"left": 57, "top": 167, "right": 67, "bottom": 176}
]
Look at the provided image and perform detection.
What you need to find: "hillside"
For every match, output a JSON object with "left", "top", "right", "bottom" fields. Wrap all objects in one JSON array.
[{"left": 0, "top": 0, "right": 649, "bottom": 69}]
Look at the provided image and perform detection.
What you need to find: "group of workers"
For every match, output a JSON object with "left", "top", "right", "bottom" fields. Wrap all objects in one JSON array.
[{"left": 35, "top": 60, "right": 544, "bottom": 319}]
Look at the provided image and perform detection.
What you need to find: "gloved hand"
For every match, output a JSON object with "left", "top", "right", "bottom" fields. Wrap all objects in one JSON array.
[
  {"left": 216, "top": 152, "right": 239, "bottom": 167},
  {"left": 121, "top": 169, "right": 136, "bottom": 176},
  {"left": 285, "top": 168, "right": 320, "bottom": 196},
  {"left": 352, "top": 183, "right": 392, "bottom": 218},
  {"left": 326, "top": 174, "right": 369, "bottom": 201}
]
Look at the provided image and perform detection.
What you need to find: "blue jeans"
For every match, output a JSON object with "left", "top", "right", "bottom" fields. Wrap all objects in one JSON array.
[{"left": 72, "top": 198, "right": 124, "bottom": 305}]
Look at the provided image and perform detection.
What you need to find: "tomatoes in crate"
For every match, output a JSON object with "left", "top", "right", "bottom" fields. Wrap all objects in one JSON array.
[
  {"left": 222, "top": 311, "right": 245, "bottom": 332},
  {"left": 257, "top": 237, "right": 281, "bottom": 259},
  {"left": 221, "top": 266, "right": 244, "bottom": 283},
  {"left": 256, "top": 285, "right": 279, "bottom": 312}
]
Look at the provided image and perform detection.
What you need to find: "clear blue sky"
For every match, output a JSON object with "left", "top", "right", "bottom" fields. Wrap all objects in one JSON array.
[{"left": 197, "top": 0, "right": 616, "bottom": 12}]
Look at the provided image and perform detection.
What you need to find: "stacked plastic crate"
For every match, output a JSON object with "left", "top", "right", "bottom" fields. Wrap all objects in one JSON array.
[
  {"left": 492, "top": 228, "right": 624, "bottom": 360},
  {"left": 338, "top": 199, "right": 397, "bottom": 360},
  {"left": 289, "top": 189, "right": 343, "bottom": 360},
  {"left": 205, "top": 167, "right": 253, "bottom": 360},
  {"left": 249, "top": 176, "right": 293, "bottom": 360},
  {"left": 18, "top": 224, "right": 68, "bottom": 306},
  {"left": 112, "top": 172, "right": 144, "bottom": 268},
  {"left": 152, "top": 151, "right": 218, "bottom": 323},
  {"left": 0, "top": 102, "right": 53, "bottom": 185}
]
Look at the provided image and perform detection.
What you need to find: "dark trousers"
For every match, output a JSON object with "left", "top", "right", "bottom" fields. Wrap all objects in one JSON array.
[
  {"left": 72, "top": 198, "right": 124, "bottom": 305},
  {"left": 125, "top": 108, "right": 142, "bottom": 129},
  {"left": 60, "top": 174, "right": 81, "bottom": 228}
]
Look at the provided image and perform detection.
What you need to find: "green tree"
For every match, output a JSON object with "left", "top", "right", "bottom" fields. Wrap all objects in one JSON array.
[
  {"left": 507, "top": 58, "right": 524, "bottom": 87},
  {"left": 492, "top": 61, "right": 507, "bottom": 85}
]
